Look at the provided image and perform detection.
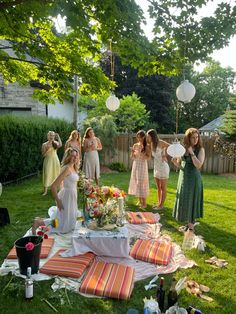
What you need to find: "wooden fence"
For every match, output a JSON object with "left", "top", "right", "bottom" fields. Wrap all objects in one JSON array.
[{"left": 103, "top": 134, "right": 236, "bottom": 174}]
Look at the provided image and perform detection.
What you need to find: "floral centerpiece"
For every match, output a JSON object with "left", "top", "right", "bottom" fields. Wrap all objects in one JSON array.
[{"left": 77, "top": 172, "right": 126, "bottom": 229}]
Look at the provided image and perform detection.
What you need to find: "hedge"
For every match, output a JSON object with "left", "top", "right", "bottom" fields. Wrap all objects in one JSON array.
[{"left": 0, "top": 115, "right": 74, "bottom": 183}]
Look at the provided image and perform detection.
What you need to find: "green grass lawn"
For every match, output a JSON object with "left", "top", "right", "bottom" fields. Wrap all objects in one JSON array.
[{"left": 0, "top": 171, "right": 235, "bottom": 314}]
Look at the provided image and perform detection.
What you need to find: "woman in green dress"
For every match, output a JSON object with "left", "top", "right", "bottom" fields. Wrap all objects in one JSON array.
[{"left": 172, "top": 128, "right": 205, "bottom": 231}]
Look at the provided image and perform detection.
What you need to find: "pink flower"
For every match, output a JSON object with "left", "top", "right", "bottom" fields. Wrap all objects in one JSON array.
[{"left": 25, "top": 242, "right": 35, "bottom": 251}]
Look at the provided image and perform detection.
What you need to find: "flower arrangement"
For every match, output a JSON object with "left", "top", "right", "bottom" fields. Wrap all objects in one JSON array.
[
  {"left": 25, "top": 219, "right": 59, "bottom": 251},
  {"left": 77, "top": 172, "right": 126, "bottom": 228}
]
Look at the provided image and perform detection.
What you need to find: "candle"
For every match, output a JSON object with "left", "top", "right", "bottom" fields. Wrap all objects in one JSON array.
[{"left": 118, "top": 196, "right": 124, "bottom": 215}]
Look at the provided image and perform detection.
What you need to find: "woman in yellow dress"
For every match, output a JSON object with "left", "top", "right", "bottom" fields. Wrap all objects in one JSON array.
[{"left": 42, "top": 131, "right": 62, "bottom": 195}]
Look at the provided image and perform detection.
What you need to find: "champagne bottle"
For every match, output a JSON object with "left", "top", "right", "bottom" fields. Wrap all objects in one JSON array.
[
  {"left": 156, "top": 277, "right": 165, "bottom": 312},
  {"left": 167, "top": 278, "right": 178, "bottom": 308},
  {"left": 25, "top": 267, "right": 33, "bottom": 300}
]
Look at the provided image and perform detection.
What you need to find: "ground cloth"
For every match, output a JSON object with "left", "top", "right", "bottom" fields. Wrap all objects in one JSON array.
[{"left": 0, "top": 213, "right": 196, "bottom": 294}]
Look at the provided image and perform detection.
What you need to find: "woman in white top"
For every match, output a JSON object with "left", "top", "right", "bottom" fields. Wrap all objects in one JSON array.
[
  {"left": 147, "top": 129, "right": 170, "bottom": 209},
  {"left": 82, "top": 127, "right": 102, "bottom": 185}
]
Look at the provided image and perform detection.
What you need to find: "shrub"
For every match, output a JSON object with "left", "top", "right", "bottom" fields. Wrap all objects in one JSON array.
[
  {"left": 0, "top": 115, "right": 73, "bottom": 183},
  {"left": 109, "top": 162, "right": 127, "bottom": 172}
]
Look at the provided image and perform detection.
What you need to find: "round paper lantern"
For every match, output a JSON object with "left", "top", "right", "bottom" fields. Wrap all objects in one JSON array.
[
  {"left": 105, "top": 94, "right": 120, "bottom": 111},
  {"left": 167, "top": 141, "right": 186, "bottom": 158},
  {"left": 176, "top": 80, "right": 196, "bottom": 103}
]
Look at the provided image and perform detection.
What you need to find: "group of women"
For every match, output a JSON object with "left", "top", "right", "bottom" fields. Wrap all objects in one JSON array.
[
  {"left": 41, "top": 127, "right": 102, "bottom": 196},
  {"left": 36, "top": 126, "right": 204, "bottom": 235},
  {"left": 128, "top": 128, "right": 205, "bottom": 231},
  {"left": 35, "top": 128, "right": 101, "bottom": 234}
]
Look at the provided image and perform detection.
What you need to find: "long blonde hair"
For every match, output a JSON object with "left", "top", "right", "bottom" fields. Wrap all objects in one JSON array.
[{"left": 61, "top": 147, "right": 80, "bottom": 172}]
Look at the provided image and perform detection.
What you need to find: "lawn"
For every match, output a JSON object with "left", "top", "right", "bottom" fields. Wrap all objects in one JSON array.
[{"left": 0, "top": 171, "right": 235, "bottom": 314}]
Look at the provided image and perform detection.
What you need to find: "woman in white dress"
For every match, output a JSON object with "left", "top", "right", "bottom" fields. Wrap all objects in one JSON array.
[
  {"left": 82, "top": 127, "right": 102, "bottom": 185},
  {"left": 32, "top": 148, "right": 80, "bottom": 234},
  {"left": 147, "top": 129, "right": 170, "bottom": 210}
]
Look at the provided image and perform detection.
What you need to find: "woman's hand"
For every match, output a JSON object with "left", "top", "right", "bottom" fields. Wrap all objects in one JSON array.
[
  {"left": 172, "top": 157, "right": 181, "bottom": 167},
  {"left": 187, "top": 146, "right": 194, "bottom": 155}
]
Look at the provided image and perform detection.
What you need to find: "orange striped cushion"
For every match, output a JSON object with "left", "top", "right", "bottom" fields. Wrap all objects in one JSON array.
[
  {"left": 127, "top": 212, "right": 157, "bottom": 224},
  {"left": 130, "top": 239, "right": 172, "bottom": 265},
  {"left": 7, "top": 237, "right": 55, "bottom": 259},
  {"left": 80, "top": 261, "right": 134, "bottom": 300},
  {"left": 40, "top": 249, "right": 96, "bottom": 278}
]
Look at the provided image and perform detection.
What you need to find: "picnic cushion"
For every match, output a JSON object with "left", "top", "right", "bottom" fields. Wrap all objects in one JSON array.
[
  {"left": 129, "top": 239, "right": 172, "bottom": 265},
  {"left": 40, "top": 249, "right": 96, "bottom": 278},
  {"left": 7, "top": 237, "right": 55, "bottom": 259},
  {"left": 127, "top": 212, "right": 157, "bottom": 224},
  {"left": 80, "top": 260, "right": 134, "bottom": 300}
]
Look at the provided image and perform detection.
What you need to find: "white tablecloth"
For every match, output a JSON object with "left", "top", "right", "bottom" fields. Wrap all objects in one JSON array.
[{"left": 61, "top": 225, "right": 130, "bottom": 258}]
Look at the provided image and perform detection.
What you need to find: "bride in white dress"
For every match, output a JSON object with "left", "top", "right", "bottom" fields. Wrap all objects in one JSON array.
[{"left": 32, "top": 148, "right": 80, "bottom": 234}]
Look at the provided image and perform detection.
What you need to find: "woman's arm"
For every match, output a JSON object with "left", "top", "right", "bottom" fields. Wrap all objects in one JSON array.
[
  {"left": 189, "top": 147, "right": 205, "bottom": 169},
  {"left": 96, "top": 137, "right": 102, "bottom": 151},
  {"left": 83, "top": 139, "right": 90, "bottom": 152},
  {"left": 54, "top": 133, "right": 62, "bottom": 149},
  {"left": 41, "top": 142, "right": 49, "bottom": 157},
  {"left": 51, "top": 166, "right": 70, "bottom": 211}
]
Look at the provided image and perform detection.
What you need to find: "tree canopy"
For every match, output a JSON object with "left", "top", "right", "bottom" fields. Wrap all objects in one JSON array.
[
  {"left": 174, "top": 60, "right": 236, "bottom": 132},
  {"left": 0, "top": 0, "right": 151, "bottom": 103},
  {"left": 1, "top": 0, "right": 236, "bottom": 105}
]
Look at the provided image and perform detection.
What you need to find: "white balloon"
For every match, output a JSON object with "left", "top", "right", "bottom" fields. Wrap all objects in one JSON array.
[
  {"left": 176, "top": 80, "right": 196, "bottom": 103},
  {"left": 105, "top": 94, "right": 120, "bottom": 111}
]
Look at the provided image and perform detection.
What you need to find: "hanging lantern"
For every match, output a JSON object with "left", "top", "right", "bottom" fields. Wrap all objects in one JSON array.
[
  {"left": 105, "top": 94, "right": 120, "bottom": 111},
  {"left": 176, "top": 80, "right": 196, "bottom": 103},
  {"left": 167, "top": 140, "right": 186, "bottom": 158}
]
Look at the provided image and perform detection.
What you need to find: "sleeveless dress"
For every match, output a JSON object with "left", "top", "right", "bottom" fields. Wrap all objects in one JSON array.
[
  {"left": 152, "top": 146, "right": 170, "bottom": 179},
  {"left": 42, "top": 147, "right": 60, "bottom": 188},
  {"left": 83, "top": 138, "right": 100, "bottom": 180},
  {"left": 128, "top": 146, "right": 149, "bottom": 198},
  {"left": 173, "top": 150, "right": 203, "bottom": 223},
  {"left": 56, "top": 172, "right": 79, "bottom": 233}
]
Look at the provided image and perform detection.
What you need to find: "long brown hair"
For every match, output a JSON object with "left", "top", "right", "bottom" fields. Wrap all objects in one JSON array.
[
  {"left": 61, "top": 147, "right": 80, "bottom": 172},
  {"left": 136, "top": 130, "right": 147, "bottom": 152},
  {"left": 184, "top": 128, "right": 203, "bottom": 149},
  {"left": 147, "top": 129, "right": 159, "bottom": 151},
  {"left": 82, "top": 127, "right": 93, "bottom": 147},
  {"left": 68, "top": 130, "right": 80, "bottom": 143}
]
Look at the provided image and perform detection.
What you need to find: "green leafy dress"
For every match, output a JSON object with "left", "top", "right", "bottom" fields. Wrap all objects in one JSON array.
[{"left": 173, "top": 149, "right": 203, "bottom": 223}]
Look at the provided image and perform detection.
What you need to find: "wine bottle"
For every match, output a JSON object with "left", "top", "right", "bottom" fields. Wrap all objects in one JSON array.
[
  {"left": 167, "top": 278, "right": 178, "bottom": 308},
  {"left": 25, "top": 267, "right": 33, "bottom": 300},
  {"left": 156, "top": 277, "right": 165, "bottom": 312}
]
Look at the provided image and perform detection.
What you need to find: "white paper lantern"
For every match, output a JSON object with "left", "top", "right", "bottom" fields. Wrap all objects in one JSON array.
[
  {"left": 105, "top": 94, "right": 120, "bottom": 111},
  {"left": 167, "top": 141, "right": 186, "bottom": 158},
  {"left": 176, "top": 80, "right": 196, "bottom": 103}
]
